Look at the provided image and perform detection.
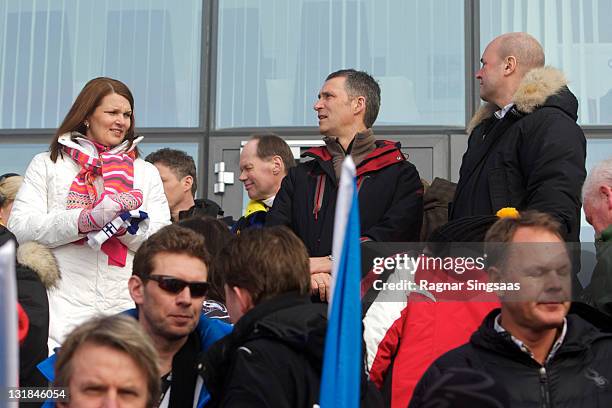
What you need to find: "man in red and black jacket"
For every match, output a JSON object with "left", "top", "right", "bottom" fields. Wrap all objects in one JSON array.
[{"left": 267, "top": 69, "right": 423, "bottom": 301}]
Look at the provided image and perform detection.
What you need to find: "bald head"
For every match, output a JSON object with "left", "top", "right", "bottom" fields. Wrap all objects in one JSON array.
[{"left": 495, "top": 32, "right": 545, "bottom": 74}]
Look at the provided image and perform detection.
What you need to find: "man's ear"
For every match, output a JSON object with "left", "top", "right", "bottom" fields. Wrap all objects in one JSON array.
[
  {"left": 271, "top": 155, "right": 283, "bottom": 176},
  {"left": 128, "top": 275, "right": 145, "bottom": 306},
  {"left": 488, "top": 266, "right": 506, "bottom": 298},
  {"left": 232, "top": 286, "right": 254, "bottom": 315},
  {"left": 353, "top": 95, "right": 366, "bottom": 115},
  {"left": 182, "top": 175, "right": 194, "bottom": 194},
  {"left": 503, "top": 55, "right": 517, "bottom": 75},
  {"left": 600, "top": 185, "right": 612, "bottom": 210}
]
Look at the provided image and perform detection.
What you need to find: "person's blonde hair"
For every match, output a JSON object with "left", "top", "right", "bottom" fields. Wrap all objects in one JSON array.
[
  {"left": 0, "top": 174, "right": 23, "bottom": 208},
  {"left": 55, "top": 315, "right": 160, "bottom": 407}
]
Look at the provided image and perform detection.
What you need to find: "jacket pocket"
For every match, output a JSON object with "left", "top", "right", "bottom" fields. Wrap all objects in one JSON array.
[{"left": 488, "top": 168, "right": 509, "bottom": 213}]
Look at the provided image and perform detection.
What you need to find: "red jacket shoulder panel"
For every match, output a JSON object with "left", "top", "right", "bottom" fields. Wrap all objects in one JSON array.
[
  {"left": 357, "top": 141, "right": 406, "bottom": 177},
  {"left": 303, "top": 146, "right": 332, "bottom": 161}
]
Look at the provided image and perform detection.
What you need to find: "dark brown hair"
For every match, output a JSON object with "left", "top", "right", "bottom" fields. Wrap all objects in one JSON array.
[
  {"left": 50, "top": 77, "right": 138, "bottom": 162},
  {"left": 326, "top": 69, "right": 381, "bottom": 128},
  {"left": 249, "top": 133, "right": 296, "bottom": 175},
  {"left": 178, "top": 216, "right": 234, "bottom": 302},
  {"left": 132, "top": 224, "right": 210, "bottom": 280},
  {"left": 145, "top": 148, "right": 198, "bottom": 196},
  {"left": 216, "top": 226, "right": 310, "bottom": 305}
]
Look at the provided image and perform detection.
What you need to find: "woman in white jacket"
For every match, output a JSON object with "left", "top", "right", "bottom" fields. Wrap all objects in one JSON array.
[{"left": 9, "top": 77, "right": 170, "bottom": 349}]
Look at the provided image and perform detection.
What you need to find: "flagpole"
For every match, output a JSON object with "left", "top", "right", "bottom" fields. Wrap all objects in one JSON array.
[{"left": 319, "top": 156, "right": 361, "bottom": 408}]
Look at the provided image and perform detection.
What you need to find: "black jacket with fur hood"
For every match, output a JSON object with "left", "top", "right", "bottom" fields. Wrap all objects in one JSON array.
[
  {"left": 450, "top": 66, "right": 586, "bottom": 242},
  {"left": 0, "top": 225, "right": 60, "bottom": 387}
]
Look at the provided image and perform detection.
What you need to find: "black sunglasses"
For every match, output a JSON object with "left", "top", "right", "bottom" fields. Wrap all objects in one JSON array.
[{"left": 145, "top": 275, "right": 210, "bottom": 298}]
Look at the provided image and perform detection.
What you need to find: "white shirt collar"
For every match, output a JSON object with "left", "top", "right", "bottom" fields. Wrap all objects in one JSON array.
[
  {"left": 494, "top": 103, "right": 515, "bottom": 119},
  {"left": 494, "top": 313, "right": 567, "bottom": 364},
  {"left": 262, "top": 196, "right": 275, "bottom": 208}
]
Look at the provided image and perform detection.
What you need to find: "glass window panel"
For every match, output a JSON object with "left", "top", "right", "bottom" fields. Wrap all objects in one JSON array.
[
  {"left": 0, "top": 143, "right": 48, "bottom": 175},
  {"left": 0, "top": 0, "right": 202, "bottom": 129},
  {"left": 480, "top": 0, "right": 612, "bottom": 125},
  {"left": 139, "top": 142, "right": 198, "bottom": 165},
  {"left": 215, "top": 0, "right": 465, "bottom": 128}
]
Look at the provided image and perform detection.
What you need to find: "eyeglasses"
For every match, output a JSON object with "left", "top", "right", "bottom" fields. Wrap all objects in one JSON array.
[{"left": 144, "top": 275, "right": 210, "bottom": 298}]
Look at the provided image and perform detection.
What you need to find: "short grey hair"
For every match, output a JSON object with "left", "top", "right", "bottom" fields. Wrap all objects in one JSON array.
[{"left": 583, "top": 157, "right": 612, "bottom": 204}]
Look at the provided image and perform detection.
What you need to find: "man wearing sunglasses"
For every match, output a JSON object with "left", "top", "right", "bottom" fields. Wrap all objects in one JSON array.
[
  {"left": 36, "top": 224, "right": 231, "bottom": 407},
  {"left": 127, "top": 224, "right": 232, "bottom": 408}
]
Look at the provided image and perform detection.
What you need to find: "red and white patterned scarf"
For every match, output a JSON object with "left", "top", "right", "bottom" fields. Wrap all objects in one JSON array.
[{"left": 64, "top": 140, "right": 136, "bottom": 266}]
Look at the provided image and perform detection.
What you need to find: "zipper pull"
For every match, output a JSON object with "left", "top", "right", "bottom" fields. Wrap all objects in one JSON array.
[{"left": 539, "top": 366, "right": 547, "bottom": 382}]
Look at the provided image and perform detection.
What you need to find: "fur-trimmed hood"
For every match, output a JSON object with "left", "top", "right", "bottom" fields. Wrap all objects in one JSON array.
[
  {"left": 468, "top": 66, "right": 578, "bottom": 134},
  {"left": 17, "top": 241, "right": 61, "bottom": 289}
]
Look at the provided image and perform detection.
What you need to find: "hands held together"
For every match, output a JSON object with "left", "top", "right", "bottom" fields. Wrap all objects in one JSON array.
[
  {"left": 78, "top": 190, "right": 143, "bottom": 233},
  {"left": 310, "top": 256, "right": 333, "bottom": 302}
]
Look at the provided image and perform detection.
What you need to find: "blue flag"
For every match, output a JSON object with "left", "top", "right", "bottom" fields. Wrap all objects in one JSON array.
[{"left": 319, "top": 156, "right": 361, "bottom": 408}]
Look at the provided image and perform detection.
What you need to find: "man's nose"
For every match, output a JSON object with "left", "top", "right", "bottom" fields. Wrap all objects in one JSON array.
[
  {"left": 101, "top": 392, "right": 119, "bottom": 408},
  {"left": 544, "top": 271, "right": 569, "bottom": 293},
  {"left": 176, "top": 286, "right": 192, "bottom": 305}
]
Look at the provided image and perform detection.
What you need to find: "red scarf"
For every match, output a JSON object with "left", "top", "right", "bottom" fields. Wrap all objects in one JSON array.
[{"left": 64, "top": 141, "right": 136, "bottom": 266}]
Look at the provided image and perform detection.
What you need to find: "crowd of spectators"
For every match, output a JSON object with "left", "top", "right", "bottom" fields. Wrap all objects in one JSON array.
[{"left": 3, "top": 31, "right": 612, "bottom": 408}]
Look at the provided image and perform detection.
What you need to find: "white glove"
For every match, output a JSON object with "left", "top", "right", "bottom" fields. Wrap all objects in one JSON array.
[{"left": 78, "top": 190, "right": 143, "bottom": 233}]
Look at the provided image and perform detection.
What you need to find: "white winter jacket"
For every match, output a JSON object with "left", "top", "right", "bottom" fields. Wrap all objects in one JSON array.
[{"left": 8, "top": 136, "right": 171, "bottom": 348}]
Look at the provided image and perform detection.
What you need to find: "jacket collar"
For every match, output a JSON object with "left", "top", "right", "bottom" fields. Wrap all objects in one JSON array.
[
  {"left": 58, "top": 132, "right": 143, "bottom": 157},
  {"left": 122, "top": 308, "right": 231, "bottom": 349},
  {"left": 17, "top": 242, "right": 61, "bottom": 289},
  {"left": 356, "top": 140, "right": 405, "bottom": 177},
  {"left": 231, "top": 292, "right": 317, "bottom": 339},
  {"left": 467, "top": 66, "right": 569, "bottom": 134},
  {"left": 323, "top": 129, "right": 376, "bottom": 179},
  {"left": 303, "top": 139, "right": 405, "bottom": 178},
  {"left": 598, "top": 225, "right": 612, "bottom": 243},
  {"left": 472, "top": 308, "right": 611, "bottom": 363}
]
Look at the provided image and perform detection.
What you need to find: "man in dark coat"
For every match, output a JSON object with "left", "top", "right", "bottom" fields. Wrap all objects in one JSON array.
[
  {"left": 267, "top": 69, "right": 423, "bottom": 300},
  {"left": 581, "top": 158, "right": 612, "bottom": 315},
  {"left": 145, "top": 148, "right": 223, "bottom": 222},
  {"left": 198, "top": 227, "right": 327, "bottom": 407},
  {"left": 410, "top": 211, "right": 612, "bottom": 407},
  {"left": 450, "top": 32, "right": 586, "bottom": 244},
  {"left": 198, "top": 226, "right": 383, "bottom": 408},
  {"left": 232, "top": 133, "right": 295, "bottom": 235}
]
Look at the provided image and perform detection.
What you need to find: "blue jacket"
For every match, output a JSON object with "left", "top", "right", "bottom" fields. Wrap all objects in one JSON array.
[{"left": 38, "top": 309, "right": 232, "bottom": 408}]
